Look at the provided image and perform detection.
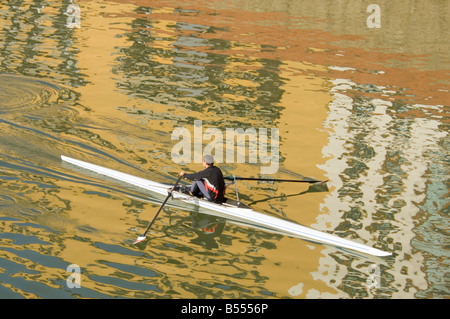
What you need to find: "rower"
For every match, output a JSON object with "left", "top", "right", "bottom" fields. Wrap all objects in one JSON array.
[{"left": 179, "top": 154, "right": 225, "bottom": 204}]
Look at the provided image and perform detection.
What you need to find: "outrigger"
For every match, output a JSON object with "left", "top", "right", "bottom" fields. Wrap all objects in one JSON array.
[{"left": 61, "top": 155, "right": 391, "bottom": 257}]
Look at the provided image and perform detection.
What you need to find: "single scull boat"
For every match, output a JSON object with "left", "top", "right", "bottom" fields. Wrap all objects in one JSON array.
[{"left": 61, "top": 155, "right": 391, "bottom": 257}]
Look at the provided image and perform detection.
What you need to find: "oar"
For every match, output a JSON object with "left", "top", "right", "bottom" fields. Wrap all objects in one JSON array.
[
  {"left": 247, "top": 182, "right": 329, "bottom": 206},
  {"left": 134, "top": 175, "right": 183, "bottom": 244},
  {"left": 224, "top": 176, "right": 328, "bottom": 184}
]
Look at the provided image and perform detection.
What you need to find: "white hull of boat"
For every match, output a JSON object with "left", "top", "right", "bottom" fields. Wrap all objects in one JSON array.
[{"left": 61, "top": 155, "right": 391, "bottom": 257}]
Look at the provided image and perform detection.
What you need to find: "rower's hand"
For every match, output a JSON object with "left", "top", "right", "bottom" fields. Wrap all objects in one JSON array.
[{"left": 180, "top": 171, "right": 185, "bottom": 177}]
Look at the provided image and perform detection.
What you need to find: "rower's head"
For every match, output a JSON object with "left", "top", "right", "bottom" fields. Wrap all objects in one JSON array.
[{"left": 203, "top": 154, "right": 214, "bottom": 167}]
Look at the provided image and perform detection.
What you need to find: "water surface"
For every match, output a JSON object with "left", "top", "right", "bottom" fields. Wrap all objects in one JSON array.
[{"left": 0, "top": 0, "right": 448, "bottom": 299}]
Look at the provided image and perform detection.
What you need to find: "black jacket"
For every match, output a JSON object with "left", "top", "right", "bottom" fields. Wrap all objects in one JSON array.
[{"left": 183, "top": 166, "right": 225, "bottom": 204}]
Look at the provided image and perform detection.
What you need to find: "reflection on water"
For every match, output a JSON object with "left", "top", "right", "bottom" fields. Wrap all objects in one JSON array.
[
  {"left": 314, "top": 78, "right": 447, "bottom": 298},
  {"left": 0, "top": 0, "right": 448, "bottom": 299}
]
